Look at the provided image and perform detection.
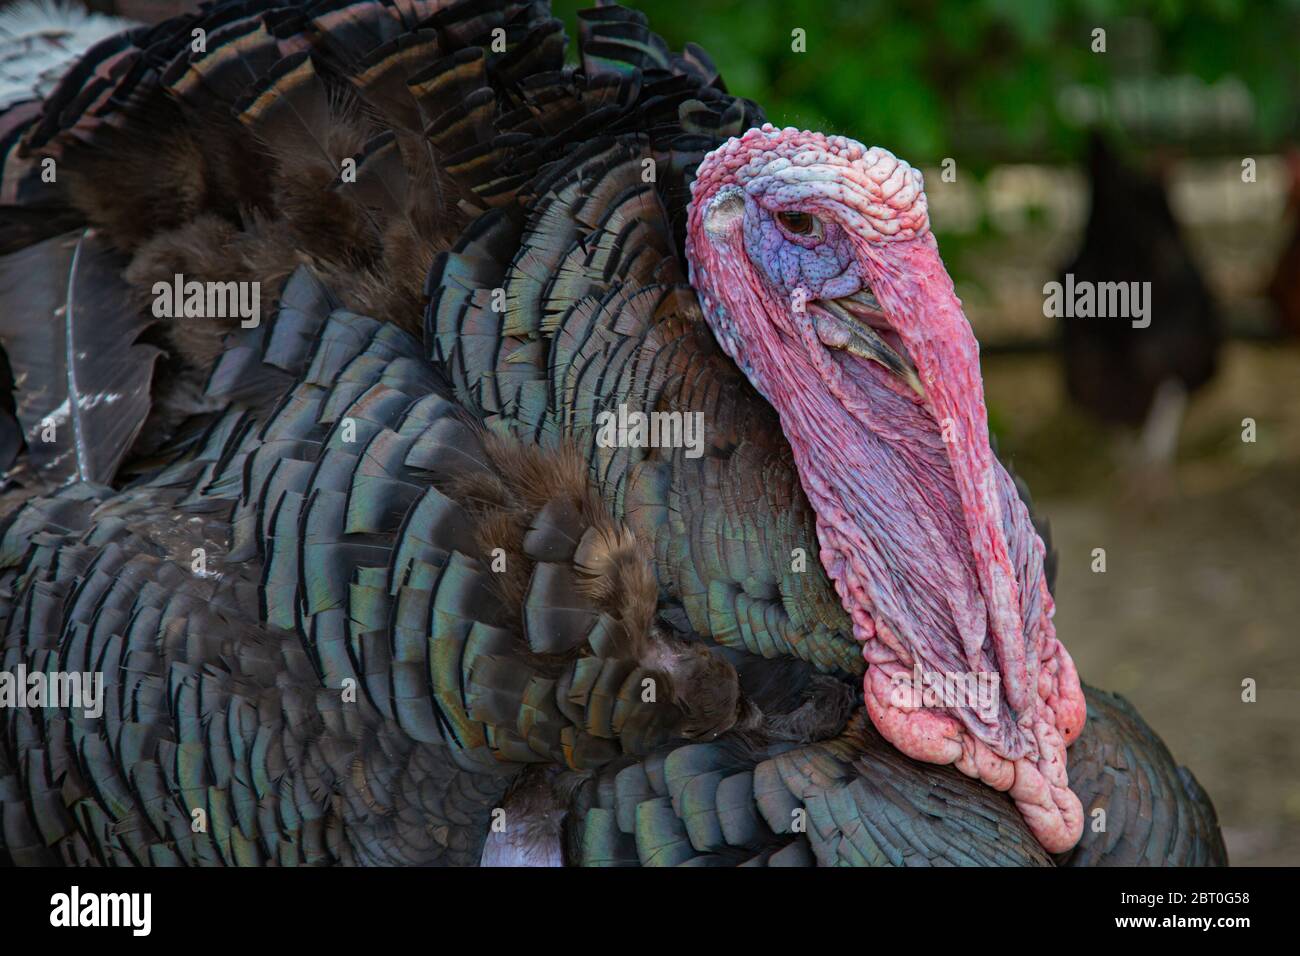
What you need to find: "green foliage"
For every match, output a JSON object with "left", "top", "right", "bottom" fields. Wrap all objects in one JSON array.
[{"left": 553, "top": 0, "right": 1300, "bottom": 165}]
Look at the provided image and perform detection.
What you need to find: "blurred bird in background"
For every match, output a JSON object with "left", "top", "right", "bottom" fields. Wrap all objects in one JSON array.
[
  {"left": 1266, "top": 148, "right": 1300, "bottom": 339},
  {"left": 1056, "top": 133, "right": 1222, "bottom": 477}
]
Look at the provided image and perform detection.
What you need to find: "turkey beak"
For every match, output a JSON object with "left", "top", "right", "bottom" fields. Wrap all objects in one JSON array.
[{"left": 812, "top": 291, "right": 925, "bottom": 398}]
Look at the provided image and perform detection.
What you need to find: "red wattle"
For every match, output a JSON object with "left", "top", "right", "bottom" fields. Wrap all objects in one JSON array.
[{"left": 862, "top": 633, "right": 1086, "bottom": 854}]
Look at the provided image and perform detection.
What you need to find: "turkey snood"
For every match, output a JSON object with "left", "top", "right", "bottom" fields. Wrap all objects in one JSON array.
[{"left": 686, "top": 125, "right": 1086, "bottom": 853}]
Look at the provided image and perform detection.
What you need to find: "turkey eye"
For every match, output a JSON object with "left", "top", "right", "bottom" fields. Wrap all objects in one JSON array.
[{"left": 777, "top": 211, "right": 819, "bottom": 237}]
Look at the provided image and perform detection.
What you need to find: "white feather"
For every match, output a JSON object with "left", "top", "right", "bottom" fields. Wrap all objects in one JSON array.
[{"left": 0, "top": 0, "right": 136, "bottom": 110}]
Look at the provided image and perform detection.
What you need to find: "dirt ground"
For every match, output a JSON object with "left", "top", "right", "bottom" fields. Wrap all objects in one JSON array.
[{"left": 982, "top": 341, "right": 1300, "bottom": 866}]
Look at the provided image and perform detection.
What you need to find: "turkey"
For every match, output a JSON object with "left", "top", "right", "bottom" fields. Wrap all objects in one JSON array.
[
  {"left": 0, "top": 0, "right": 1225, "bottom": 866},
  {"left": 1055, "top": 133, "right": 1222, "bottom": 468}
]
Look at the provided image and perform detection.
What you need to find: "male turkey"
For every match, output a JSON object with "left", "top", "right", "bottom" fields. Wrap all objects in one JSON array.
[{"left": 0, "top": 0, "right": 1224, "bottom": 866}]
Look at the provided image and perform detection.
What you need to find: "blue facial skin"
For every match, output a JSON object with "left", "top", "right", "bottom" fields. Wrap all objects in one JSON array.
[{"left": 740, "top": 193, "right": 867, "bottom": 301}]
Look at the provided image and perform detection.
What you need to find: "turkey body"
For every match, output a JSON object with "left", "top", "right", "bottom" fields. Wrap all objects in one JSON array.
[{"left": 0, "top": 0, "right": 1225, "bottom": 866}]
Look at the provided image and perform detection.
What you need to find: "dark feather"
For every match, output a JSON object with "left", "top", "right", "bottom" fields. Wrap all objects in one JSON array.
[{"left": 0, "top": 228, "right": 159, "bottom": 485}]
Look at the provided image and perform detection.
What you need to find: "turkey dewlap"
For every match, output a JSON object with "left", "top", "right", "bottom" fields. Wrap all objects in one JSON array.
[{"left": 688, "top": 126, "right": 1085, "bottom": 852}]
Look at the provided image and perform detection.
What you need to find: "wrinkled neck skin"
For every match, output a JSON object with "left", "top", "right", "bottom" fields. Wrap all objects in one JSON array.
[{"left": 691, "top": 226, "right": 1086, "bottom": 853}]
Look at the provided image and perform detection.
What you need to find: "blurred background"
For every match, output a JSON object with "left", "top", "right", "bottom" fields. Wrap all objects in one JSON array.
[{"left": 91, "top": 0, "right": 1300, "bottom": 865}]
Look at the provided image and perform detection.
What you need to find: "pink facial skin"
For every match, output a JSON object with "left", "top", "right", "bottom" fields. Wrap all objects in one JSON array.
[{"left": 686, "top": 125, "right": 1087, "bottom": 853}]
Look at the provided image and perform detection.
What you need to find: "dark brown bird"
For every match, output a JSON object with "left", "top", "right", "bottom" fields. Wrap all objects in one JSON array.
[{"left": 1056, "top": 133, "right": 1222, "bottom": 466}]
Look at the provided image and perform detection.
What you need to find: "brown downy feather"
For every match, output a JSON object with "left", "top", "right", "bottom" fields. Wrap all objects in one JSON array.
[
  {"left": 572, "top": 523, "right": 657, "bottom": 637},
  {"left": 442, "top": 435, "right": 599, "bottom": 636},
  {"left": 124, "top": 213, "right": 307, "bottom": 368},
  {"left": 89, "top": 110, "right": 451, "bottom": 436},
  {"left": 64, "top": 131, "right": 212, "bottom": 251},
  {"left": 61, "top": 53, "right": 455, "bottom": 387},
  {"left": 445, "top": 435, "right": 745, "bottom": 742},
  {"left": 252, "top": 90, "right": 378, "bottom": 267}
]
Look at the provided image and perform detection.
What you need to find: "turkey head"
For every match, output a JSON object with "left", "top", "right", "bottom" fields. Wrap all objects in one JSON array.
[{"left": 685, "top": 125, "right": 1087, "bottom": 853}]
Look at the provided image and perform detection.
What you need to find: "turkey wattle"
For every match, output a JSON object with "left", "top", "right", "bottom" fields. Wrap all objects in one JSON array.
[{"left": 0, "top": 0, "right": 1223, "bottom": 867}]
